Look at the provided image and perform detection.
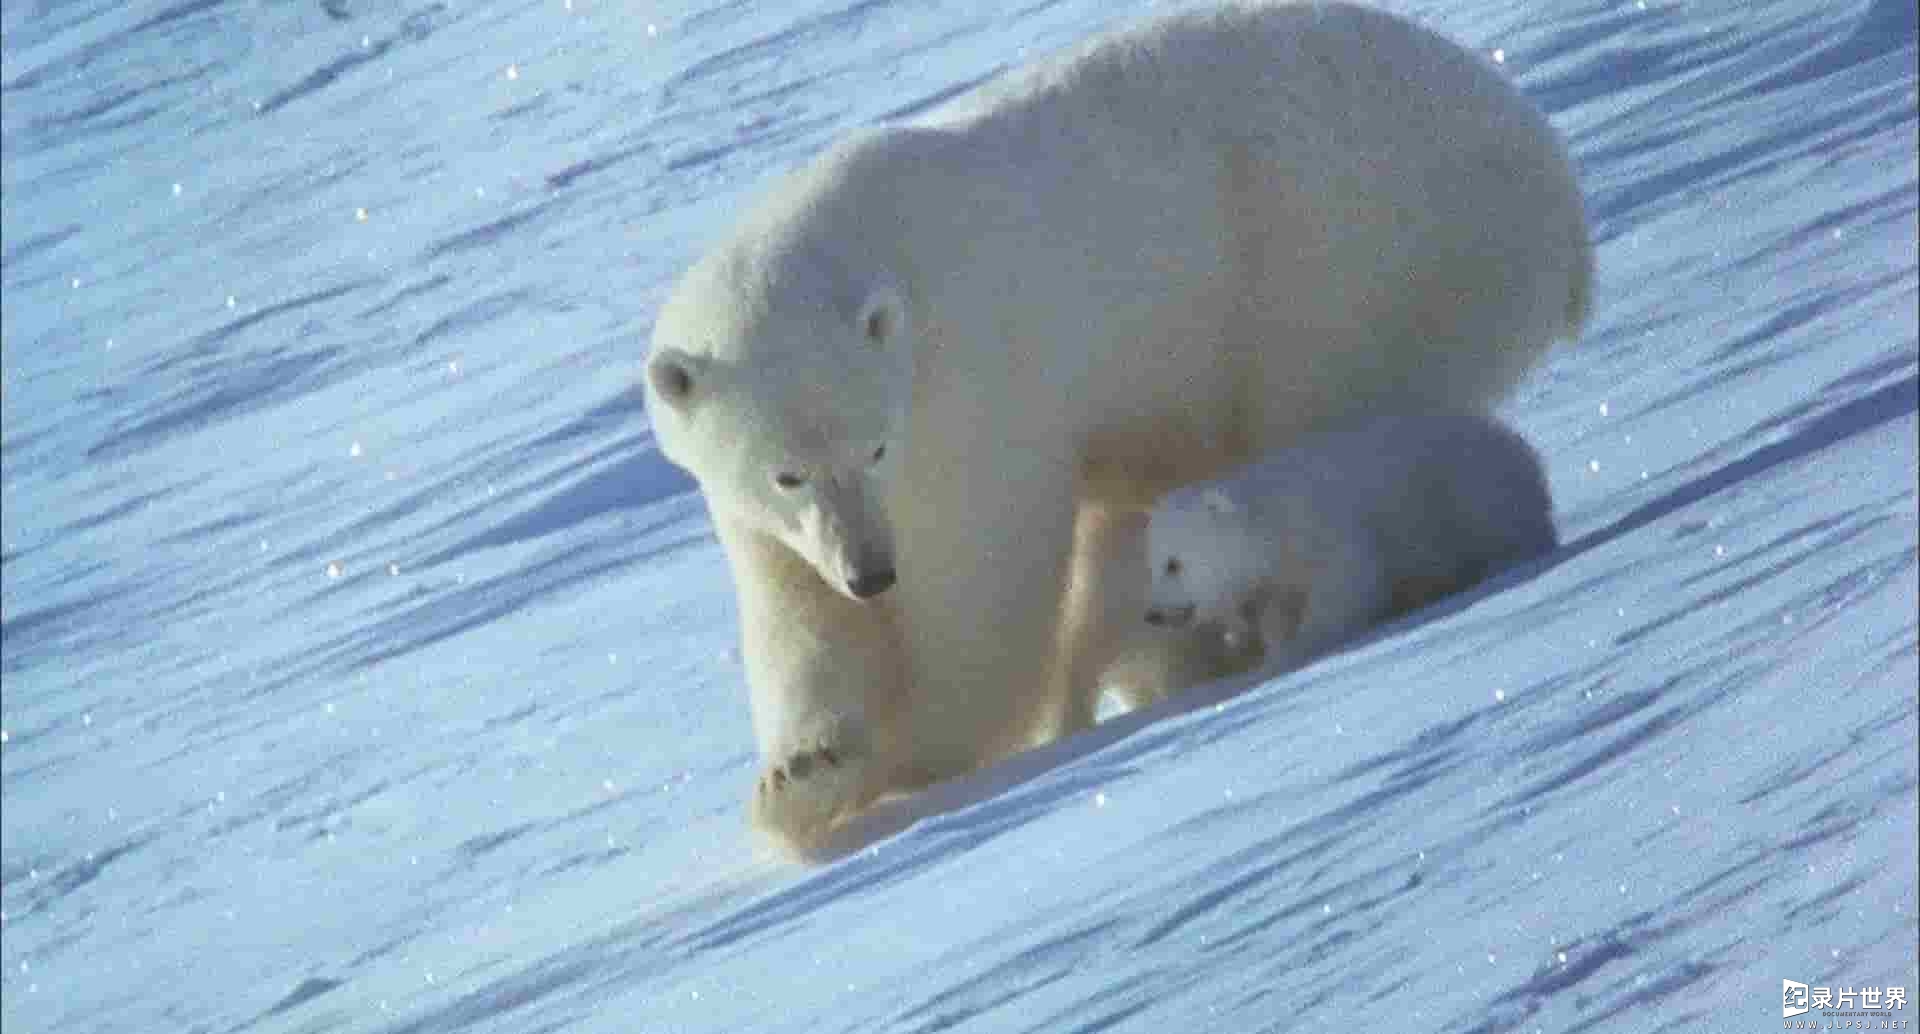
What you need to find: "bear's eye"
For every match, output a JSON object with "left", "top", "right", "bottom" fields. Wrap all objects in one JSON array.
[
  {"left": 1164, "top": 557, "right": 1182, "bottom": 576},
  {"left": 773, "top": 472, "right": 806, "bottom": 490},
  {"left": 869, "top": 444, "right": 887, "bottom": 465}
]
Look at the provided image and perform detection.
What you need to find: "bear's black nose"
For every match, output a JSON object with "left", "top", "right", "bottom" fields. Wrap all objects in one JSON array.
[
  {"left": 847, "top": 570, "right": 897, "bottom": 599},
  {"left": 1144, "top": 604, "right": 1194, "bottom": 627}
]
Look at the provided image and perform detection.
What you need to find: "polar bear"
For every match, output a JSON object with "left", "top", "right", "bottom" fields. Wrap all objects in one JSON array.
[
  {"left": 642, "top": 2, "right": 1592, "bottom": 856},
  {"left": 1142, "top": 413, "right": 1559, "bottom": 679}
]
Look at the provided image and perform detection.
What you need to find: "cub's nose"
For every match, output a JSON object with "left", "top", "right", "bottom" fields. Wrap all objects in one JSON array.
[{"left": 847, "top": 569, "right": 897, "bottom": 599}]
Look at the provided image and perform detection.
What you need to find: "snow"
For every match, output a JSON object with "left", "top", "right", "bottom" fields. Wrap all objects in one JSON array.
[{"left": 1, "top": 0, "right": 1914, "bottom": 1032}]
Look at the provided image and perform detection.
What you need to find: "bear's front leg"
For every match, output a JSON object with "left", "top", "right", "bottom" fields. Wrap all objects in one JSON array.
[
  {"left": 715, "top": 517, "right": 911, "bottom": 856},
  {"left": 747, "top": 709, "right": 875, "bottom": 854},
  {"left": 1049, "top": 503, "right": 1151, "bottom": 735},
  {"left": 890, "top": 440, "right": 1084, "bottom": 762},
  {"left": 1264, "top": 534, "right": 1391, "bottom": 674}
]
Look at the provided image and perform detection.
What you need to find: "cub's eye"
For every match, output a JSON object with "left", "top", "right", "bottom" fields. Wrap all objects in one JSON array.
[
  {"left": 869, "top": 444, "right": 887, "bottom": 464},
  {"left": 773, "top": 472, "right": 806, "bottom": 490},
  {"left": 1164, "top": 557, "right": 1182, "bottom": 576}
]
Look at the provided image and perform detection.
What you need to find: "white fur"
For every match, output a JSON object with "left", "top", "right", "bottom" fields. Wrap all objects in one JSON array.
[
  {"left": 1145, "top": 413, "right": 1560, "bottom": 676},
  {"left": 643, "top": 2, "right": 1591, "bottom": 856}
]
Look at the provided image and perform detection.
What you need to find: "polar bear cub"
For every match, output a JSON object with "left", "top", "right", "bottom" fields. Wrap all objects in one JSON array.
[{"left": 1145, "top": 414, "right": 1558, "bottom": 674}]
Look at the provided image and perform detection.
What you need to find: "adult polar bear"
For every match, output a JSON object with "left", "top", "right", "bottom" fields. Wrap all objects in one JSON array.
[{"left": 644, "top": 1, "right": 1591, "bottom": 855}]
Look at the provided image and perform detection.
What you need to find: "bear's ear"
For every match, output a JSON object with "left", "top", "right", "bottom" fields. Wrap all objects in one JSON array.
[
  {"left": 1201, "top": 488, "right": 1238, "bottom": 515},
  {"left": 646, "top": 349, "right": 703, "bottom": 411},
  {"left": 855, "top": 281, "right": 908, "bottom": 352}
]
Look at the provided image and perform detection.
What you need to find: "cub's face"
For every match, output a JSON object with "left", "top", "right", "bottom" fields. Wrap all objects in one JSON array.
[
  {"left": 1144, "top": 489, "right": 1255, "bottom": 629},
  {"left": 644, "top": 266, "right": 914, "bottom": 601}
]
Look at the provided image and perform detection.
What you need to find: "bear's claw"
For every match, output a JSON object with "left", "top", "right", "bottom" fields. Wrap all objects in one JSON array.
[
  {"left": 772, "top": 745, "right": 840, "bottom": 784},
  {"left": 750, "top": 734, "right": 874, "bottom": 857}
]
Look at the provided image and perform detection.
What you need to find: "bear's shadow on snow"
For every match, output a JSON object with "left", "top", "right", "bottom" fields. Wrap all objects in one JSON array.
[
  {"left": 426, "top": 389, "right": 696, "bottom": 564},
  {"left": 438, "top": 445, "right": 694, "bottom": 560},
  {"left": 279, "top": 393, "right": 706, "bottom": 678},
  {"left": 771, "top": 373, "right": 1916, "bottom": 870}
]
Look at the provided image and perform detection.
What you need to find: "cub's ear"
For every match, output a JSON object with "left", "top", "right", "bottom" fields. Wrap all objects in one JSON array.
[
  {"left": 646, "top": 349, "right": 703, "bottom": 411},
  {"left": 855, "top": 279, "right": 908, "bottom": 351},
  {"left": 1200, "top": 488, "right": 1238, "bottom": 515}
]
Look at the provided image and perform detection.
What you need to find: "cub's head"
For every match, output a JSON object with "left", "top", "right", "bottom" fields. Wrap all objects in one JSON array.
[
  {"left": 1144, "top": 487, "right": 1258, "bottom": 629},
  {"left": 644, "top": 253, "right": 915, "bottom": 601}
]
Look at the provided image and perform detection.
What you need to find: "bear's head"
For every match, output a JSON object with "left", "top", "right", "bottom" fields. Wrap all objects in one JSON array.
[
  {"left": 1144, "top": 488, "right": 1257, "bottom": 630},
  {"left": 644, "top": 251, "right": 915, "bottom": 602}
]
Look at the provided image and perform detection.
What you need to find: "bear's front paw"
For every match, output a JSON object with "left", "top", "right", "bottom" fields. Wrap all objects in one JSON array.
[
  {"left": 749, "top": 724, "right": 879, "bottom": 857},
  {"left": 758, "top": 743, "right": 846, "bottom": 796}
]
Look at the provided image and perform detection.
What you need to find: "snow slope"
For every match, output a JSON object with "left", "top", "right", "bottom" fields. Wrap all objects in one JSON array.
[{"left": 2, "top": 0, "right": 1914, "bottom": 1031}]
